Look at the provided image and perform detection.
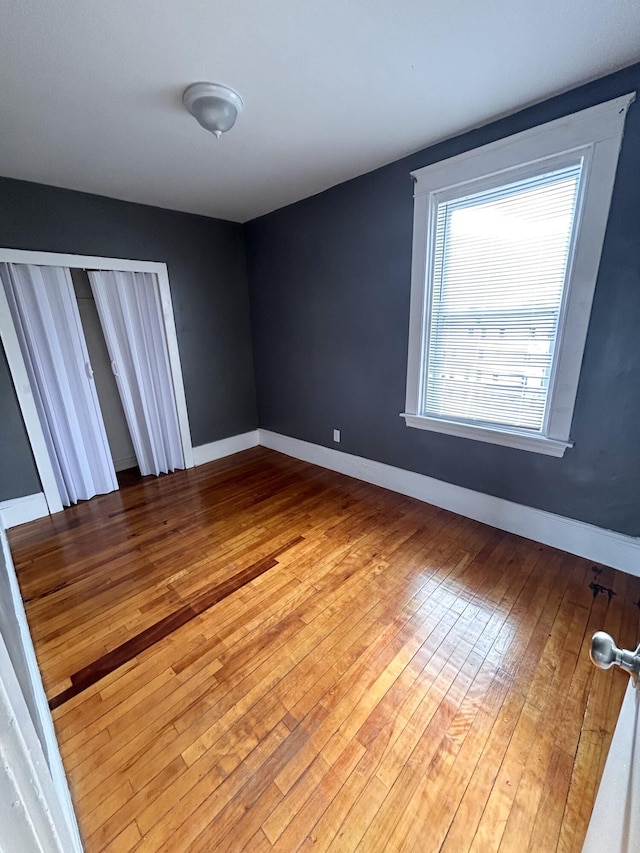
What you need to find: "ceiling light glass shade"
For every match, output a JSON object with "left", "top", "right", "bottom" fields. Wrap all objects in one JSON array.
[{"left": 182, "top": 82, "right": 244, "bottom": 138}]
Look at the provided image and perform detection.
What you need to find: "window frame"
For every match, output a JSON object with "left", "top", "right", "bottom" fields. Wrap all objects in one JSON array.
[{"left": 402, "top": 93, "right": 635, "bottom": 457}]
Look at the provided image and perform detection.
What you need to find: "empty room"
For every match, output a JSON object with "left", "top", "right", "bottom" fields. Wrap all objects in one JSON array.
[{"left": 1, "top": 2, "right": 640, "bottom": 851}]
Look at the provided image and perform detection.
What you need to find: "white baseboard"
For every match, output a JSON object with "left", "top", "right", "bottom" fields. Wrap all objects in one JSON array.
[
  {"left": 0, "top": 493, "right": 49, "bottom": 530},
  {"left": 193, "top": 431, "right": 259, "bottom": 467},
  {"left": 1, "top": 434, "right": 261, "bottom": 526},
  {"left": 6, "top": 434, "right": 638, "bottom": 576},
  {"left": 258, "top": 429, "right": 640, "bottom": 577},
  {"left": 113, "top": 455, "right": 138, "bottom": 473}
]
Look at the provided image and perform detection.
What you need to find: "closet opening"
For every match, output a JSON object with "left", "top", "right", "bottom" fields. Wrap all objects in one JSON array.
[
  {"left": 0, "top": 250, "right": 194, "bottom": 516},
  {"left": 71, "top": 269, "right": 138, "bottom": 477},
  {"left": 115, "top": 465, "right": 144, "bottom": 490}
]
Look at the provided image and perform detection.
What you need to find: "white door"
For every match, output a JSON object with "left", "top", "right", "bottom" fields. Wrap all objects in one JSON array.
[
  {"left": 583, "top": 636, "right": 640, "bottom": 852},
  {"left": 88, "top": 269, "right": 185, "bottom": 477},
  {"left": 1, "top": 262, "right": 118, "bottom": 506}
]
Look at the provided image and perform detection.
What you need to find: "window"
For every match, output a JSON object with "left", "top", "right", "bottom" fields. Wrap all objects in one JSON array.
[{"left": 403, "top": 93, "right": 635, "bottom": 457}]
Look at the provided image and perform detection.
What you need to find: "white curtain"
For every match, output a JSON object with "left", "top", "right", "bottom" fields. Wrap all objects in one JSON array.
[
  {"left": 87, "top": 270, "right": 184, "bottom": 477},
  {"left": 1, "top": 263, "right": 118, "bottom": 506}
]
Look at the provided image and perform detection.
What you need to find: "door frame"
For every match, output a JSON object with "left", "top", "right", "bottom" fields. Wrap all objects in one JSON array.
[
  {"left": 0, "top": 249, "right": 194, "bottom": 514},
  {"left": 0, "top": 528, "right": 83, "bottom": 852}
]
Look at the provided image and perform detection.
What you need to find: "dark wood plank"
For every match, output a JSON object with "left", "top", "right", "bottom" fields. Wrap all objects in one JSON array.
[{"left": 49, "top": 535, "right": 305, "bottom": 709}]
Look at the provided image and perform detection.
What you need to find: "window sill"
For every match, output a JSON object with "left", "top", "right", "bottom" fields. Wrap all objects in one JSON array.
[{"left": 400, "top": 413, "right": 572, "bottom": 457}]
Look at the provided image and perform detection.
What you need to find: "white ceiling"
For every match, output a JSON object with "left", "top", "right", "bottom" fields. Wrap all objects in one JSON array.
[{"left": 1, "top": 0, "right": 639, "bottom": 223}]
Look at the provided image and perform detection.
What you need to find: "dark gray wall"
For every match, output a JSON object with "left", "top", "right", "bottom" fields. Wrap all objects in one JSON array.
[
  {"left": 246, "top": 63, "right": 640, "bottom": 536},
  {"left": 0, "top": 342, "right": 40, "bottom": 499},
  {"left": 0, "top": 179, "right": 257, "bottom": 502}
]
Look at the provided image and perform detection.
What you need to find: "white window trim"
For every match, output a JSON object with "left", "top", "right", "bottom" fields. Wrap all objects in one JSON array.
[
  {"left": 0, "top": 249, "right": 194, "bottom": 515},
  {"left": 402, "top": 92, "right": 635, "bottom": 457}
]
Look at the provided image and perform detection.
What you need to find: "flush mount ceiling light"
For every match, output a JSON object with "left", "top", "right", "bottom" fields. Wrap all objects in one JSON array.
[{"left": 182, "top": 82, "right": 244, "bottom": 139}]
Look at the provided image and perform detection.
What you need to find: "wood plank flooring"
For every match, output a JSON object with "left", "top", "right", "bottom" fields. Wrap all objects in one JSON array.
[{"left": 8, "top": 447, "right": 639, "bottom": 852}]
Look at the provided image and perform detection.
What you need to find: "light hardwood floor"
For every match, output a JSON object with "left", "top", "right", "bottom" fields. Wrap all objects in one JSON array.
[{"left": 8, "top": 447, "right": 639, "bottom": 852}]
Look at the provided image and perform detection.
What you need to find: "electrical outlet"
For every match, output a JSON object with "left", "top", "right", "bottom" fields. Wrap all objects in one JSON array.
[{"left": 333, "top": 429, "right": 341, "bottom": 443}]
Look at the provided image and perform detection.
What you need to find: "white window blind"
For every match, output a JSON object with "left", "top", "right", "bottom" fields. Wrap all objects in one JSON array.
[{"left": 422, "top": 162, "right": 583, "bottom": 432}]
